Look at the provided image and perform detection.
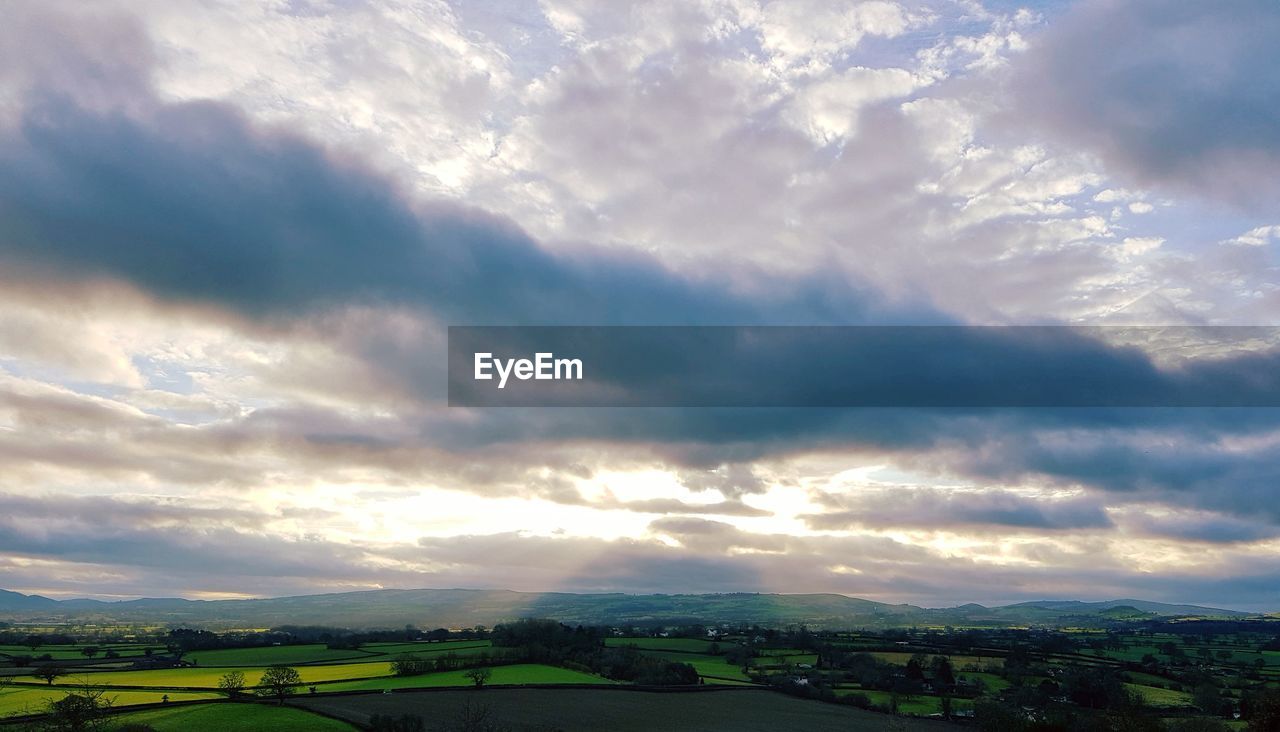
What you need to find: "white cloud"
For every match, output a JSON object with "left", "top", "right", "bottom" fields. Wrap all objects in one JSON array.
[
  {"left": 784, "top": 66, "right": 928, "bottom": 144},
  {"left": 140, "top": 0, "right": 512, "bottom": 194},
  {"left": 752, "top": 0, "right": 918, "bottom": 73},
  {"left": 1113, "top": 236, "right": 1164, "bottom": 260},
  {"left": 1224, "top": 225, "right": 1280, "bottom": 247}
]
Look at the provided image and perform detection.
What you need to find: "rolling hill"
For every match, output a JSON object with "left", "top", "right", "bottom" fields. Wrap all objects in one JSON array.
[{"left": 0, "top": 588, "right": 1253, "bottom": 630}]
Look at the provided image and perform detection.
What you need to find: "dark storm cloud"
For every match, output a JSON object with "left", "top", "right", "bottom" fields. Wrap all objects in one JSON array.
[
  {"left": 0, "top": 4, "right": 914, "bottom": 330},
  {"left": 0, "top": 8, "right": 933, "bottom": 340},
  {"left": 0, "top": 11, "right": 879, "bottom": 327},
  {"left": 0, "top": 492, "right": 269, "bottom": 529},
  {"left": 1122, "top": 511, "right": 1280, "bottom": 545},
  {"left": 942, "top": 416, "right": 1280, "bottom": 522},
  {"left": 1011, "top": 0, "right": 1280, "bottom": 208},
  {"left": 0, "top": 96, "right": 760, "bottom": 325},
  {"left": 0, "top": 499, "right": 370, "bottom": 580},
  {"left": 416, "top": 405, "right": 1280, "bottom": 527},
  {"left": 12, "top": 8, "right": 1280, "bottom": 420},
  {"left": 803, "top": 487, "right": 1113, "bottom": 532}
]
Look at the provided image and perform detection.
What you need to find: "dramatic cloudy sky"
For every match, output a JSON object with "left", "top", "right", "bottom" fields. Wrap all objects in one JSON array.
[{"left": 2, "top": 0, "right": 1280, "bottom": 609}]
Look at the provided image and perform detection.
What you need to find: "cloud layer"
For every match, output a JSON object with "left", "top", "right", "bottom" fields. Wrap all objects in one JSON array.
[{"left": 0, "top": 0, "right": 1278, "bottom": 611}]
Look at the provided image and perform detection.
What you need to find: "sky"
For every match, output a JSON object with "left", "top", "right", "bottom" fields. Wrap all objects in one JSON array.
[{"left": 1, "top": 0, "right": 1279, "bottom": 610}]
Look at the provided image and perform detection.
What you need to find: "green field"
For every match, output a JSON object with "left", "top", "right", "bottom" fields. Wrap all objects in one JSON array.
[
  {"left": 869, "top": 652, "right": 1002, "bottom": 669},
  {"left": 1124, "top": 671, "right": 1180, "bottom": 687},
  {"left": 1125, "top": 683, "right": 1193, "bottom": 707},
  {"left": 753, "top": 653, "right": 818, "bottom": 668},
  {"left": 640, "top": 652, "right": 753, "bottom": 681},
  {"left": 1098, "top": 645, "right": 1165, "bottom": 663},
  {"left": 185, "top": 645, "right": 377, "bottom": 666},
  {"left": 316, "top": 663, "right": 614, "bottom": 692},
  {"left": 836, "top": 688, "right": 974, "bottom": 716},
  {"left": 183, "top": 641, "right": 498, "bottom": 668},
  {"left": 0, "top": 687, "right": 220, "bottom": 717},
  {"left": 1260, "top": 651, "right": 1280, "bottom": 667},
  {"left": 957, "top": 671, "right": 1011, "bottom": 693},
  {"left": 110, "top": 702, "right": 357, "bottom": 731},
  {"left": 360, "top": 640, "right": 493, "bottom": 655},
  {"left": 27, "top": 661, "right": 394, "bottom": 689},
  {"left": 0, "top": 644, "right": 165, "bottom": 660},
  {"left": 605, "top": 637, "right": 718, "bottom": 654}
]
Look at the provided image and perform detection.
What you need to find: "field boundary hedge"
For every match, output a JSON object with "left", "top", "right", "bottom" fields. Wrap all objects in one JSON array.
[{"left": 298, "top": 682, "right": 772, "bottom": 697}]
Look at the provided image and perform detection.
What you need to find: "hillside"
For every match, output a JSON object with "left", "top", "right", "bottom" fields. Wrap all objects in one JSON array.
[{"left": 0, "top": 588, "right": 1253, "bottom": 630}]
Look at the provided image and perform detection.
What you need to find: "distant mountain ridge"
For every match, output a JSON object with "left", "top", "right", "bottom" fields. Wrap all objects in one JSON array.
[
  {"left": 1002, "top": 599, "right": 1238, "bottom": 617},
  {"left": 0, "top": 588, "right": 57, "bottom": 610},
  {"left": 0, "top": 588, "right": 1253, "bottom": 630}
]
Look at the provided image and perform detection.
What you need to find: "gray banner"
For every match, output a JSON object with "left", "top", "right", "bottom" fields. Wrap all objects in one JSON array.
[{"left": 447, "top": 326, "right": 1280, "bottom": 407}]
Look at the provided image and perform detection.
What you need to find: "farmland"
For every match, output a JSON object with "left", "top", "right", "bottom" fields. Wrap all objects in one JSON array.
[
  {"left": 604, "top": 637, "right": 717, "bottom": 654},
  {"left": 1, "top": 617, "right": 1279, "bottom": 730},
  {"left": 183, "top": 645, "right": 376, "bottom": 666},
  {"left": 185, "top": 640, "right": 496, "bottom": 667},
  {"left": 19, "top": 661, "right": 396, "bottom": 689},
  {"left": 316, "top": 663, "right": 615, "bottom": 692},
  {"left": 631, "top": 651, "right": 753, "bottom": 681},
  {"left": 110, "top": 704, "right": 357, "bottom": 731},
  {"left": 0, "top": 688, "right": 220, "bottom": 717},
  {"left": 0, "top": 644, "right": 166, "bottom": 661},
  {"left": 293, "top": 687, "right": 962, "bottom": 731}
]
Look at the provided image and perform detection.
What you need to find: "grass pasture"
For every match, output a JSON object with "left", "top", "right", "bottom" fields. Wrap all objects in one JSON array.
[
  {"left": 185, "top": 644, "right": 378, "bottom": 666},
  {"left": 1125, "top": 683, "right": 1193, "bottom": 707},
  {"left": 0, "top": 644, "right": 165, "bottom": 661},
  {"left": 752, "top": 653, "right": 818, "bottom": 668},
  {"left": 316, "top": 663, "right": 614, "bottom": 692},
  {"left": 110, "top": 702, "right": 357, "bottom": 731},
  {"left": 360, "top": 640, "right": 493, "bottom": 655},
  {"left": 604, "top": 637, "right": 717, "bottom": 654},
  {"left": 26, "top": 661, "right": 394, "bottom": 690},
  {"left": 638, "top": 651, "right": 753, "bottom": 681},
  {"left": 957, "top": 671, "right": 1011, "bottom": 693},
  {"left": 0, "top": 687, "right": 220, "bottom": 717},
  {"left": 869, "top": 652, "right": 1002, "bottom": 669},
  {"left": 835, "top": 688, "right": 975, "bottom": 717}
]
